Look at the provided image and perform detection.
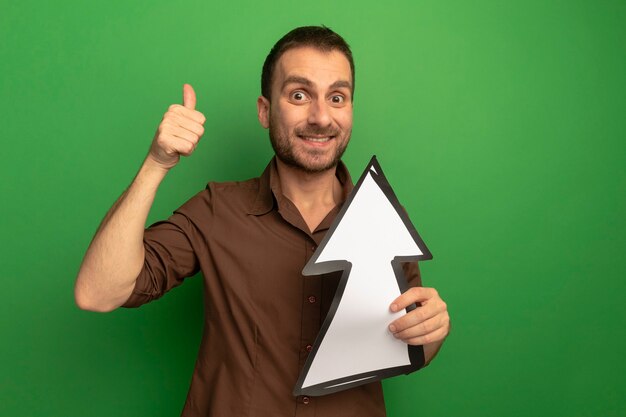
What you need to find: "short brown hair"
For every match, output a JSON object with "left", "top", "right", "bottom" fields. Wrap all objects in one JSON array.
[{"left": 261, "top": 26, "right": 355, "bottom": 100}]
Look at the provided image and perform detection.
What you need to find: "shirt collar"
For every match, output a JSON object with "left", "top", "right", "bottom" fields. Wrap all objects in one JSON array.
[{"left": 247, "top": 157, "right": 354, "bottom": 216}]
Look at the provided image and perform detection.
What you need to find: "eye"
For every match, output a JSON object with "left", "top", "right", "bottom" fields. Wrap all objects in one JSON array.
[
  {"left": 330, "top": 95, "right": 345, "bottom": 104},
  {"left": 291, "top": 91, "right": 308, "bottom": 101}
]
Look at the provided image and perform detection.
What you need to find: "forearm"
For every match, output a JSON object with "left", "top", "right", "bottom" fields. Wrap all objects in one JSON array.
[
  {"left": 74, "top": 158, "right": 168, "bottom": 312},
  {"left": 75, "top": 85, "right": 205, "bottom": 312}
]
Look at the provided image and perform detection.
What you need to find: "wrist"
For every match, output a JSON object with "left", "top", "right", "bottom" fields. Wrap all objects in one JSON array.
[{"left": 135, "top": 157, "right": 170, "bottom": 190}]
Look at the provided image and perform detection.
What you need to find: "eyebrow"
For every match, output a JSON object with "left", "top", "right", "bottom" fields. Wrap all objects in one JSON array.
[
  {"left": 282, "top": 76, "right": 353, "bottom": 92},
  {"left": 329, "top": 80, "right": 352, "bottom": 91},
  {"left": 282, "top": 76, "right": 313, "bottom": 89}
]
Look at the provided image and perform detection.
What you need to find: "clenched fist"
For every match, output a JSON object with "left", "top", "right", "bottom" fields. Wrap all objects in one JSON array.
[{"left": 148, "top": 84, "right": 206, "bottom": 170}]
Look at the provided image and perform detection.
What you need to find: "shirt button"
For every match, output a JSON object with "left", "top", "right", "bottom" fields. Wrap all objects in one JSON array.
[
  {"left": 308, "top": 295, "right": 317, "bottom": 304},
  {"left": 306, "top": 344, "right": 313, "bottom": 353},
  {"left": 302, "top": 396, "right": 310, "bottom": 405},
  {"left": 311, "top": 245, "right": 317, "bottom": 251}
]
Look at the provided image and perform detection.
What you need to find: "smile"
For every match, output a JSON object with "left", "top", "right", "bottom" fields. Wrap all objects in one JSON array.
[{"left": 299, "top": 136, "right": 334, "bottom": 143}]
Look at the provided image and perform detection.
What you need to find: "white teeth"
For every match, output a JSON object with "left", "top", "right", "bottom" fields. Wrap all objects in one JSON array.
[{"left": 303, "top": 136, "right": 331, "bottom": 142}]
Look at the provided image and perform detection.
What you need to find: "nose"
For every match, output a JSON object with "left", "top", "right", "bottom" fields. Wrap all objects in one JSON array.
[{"left": 307, "top": 99, "right": 332, "bottom": 127}]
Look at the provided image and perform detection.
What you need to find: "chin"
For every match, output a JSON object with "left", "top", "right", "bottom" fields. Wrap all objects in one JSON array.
[
  {"left": 276, "top": 153, "right": 336, "bottom": 174},
  {"left": 295, "top": 155, "right": 342, "bottom": 173}
]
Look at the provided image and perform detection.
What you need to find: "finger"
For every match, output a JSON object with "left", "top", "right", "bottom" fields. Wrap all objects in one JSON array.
[
  {"left": 158, "top": 132, "right": 196, "bottom": 156},
  {"left": 404, "top": 325, "right": 449, "bottom": 346},
  {"left": 391, "top": 312, "right": 445, "bottom": 340},
  {"left": 162, "top": 112, "right": 205, "bottom": 137},
  {"left": 168, "top": 104, "right": 206, "bottom": 124},
  {"left": 180, "top": 121, "right": 204, "bottom": 137},
  {"left": 390, "top": 287, "right": 438, "bottom": 312},
  {"left": 389, "top": 301, "right": 442, "bottom": 333},
  {"left": 183, "top": 83, "right": 196, "bottom": 110},
  {"left": 166, "top": 124, "right": 200, "bottom": 144}
]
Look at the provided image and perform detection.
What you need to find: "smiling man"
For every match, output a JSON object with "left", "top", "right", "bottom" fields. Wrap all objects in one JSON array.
[
  {"left": 260, "top": 47, "right": 353, "bottom": 173},
  {"left": 75, "top": 26, "right": 450, "bottom": 417}
]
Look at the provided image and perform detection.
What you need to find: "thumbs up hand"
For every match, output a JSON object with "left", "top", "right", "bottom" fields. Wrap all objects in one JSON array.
[{"left": 147, "top": 84, "right": 206, "bottom": 170}]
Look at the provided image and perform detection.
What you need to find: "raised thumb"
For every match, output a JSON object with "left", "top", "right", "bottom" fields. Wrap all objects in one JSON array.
[{"left": 183, "top": 83, "right": 196, "bottom": 110}]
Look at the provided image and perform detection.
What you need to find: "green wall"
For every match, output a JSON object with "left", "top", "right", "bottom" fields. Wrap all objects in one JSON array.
[{"left": 1, "top": 1, "right": 624, "bottom": 416}]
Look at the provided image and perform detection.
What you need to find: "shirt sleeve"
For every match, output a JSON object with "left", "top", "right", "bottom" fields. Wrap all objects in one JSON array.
[{"left": 121, "top": 210, "right": 200, "bottom": 308}]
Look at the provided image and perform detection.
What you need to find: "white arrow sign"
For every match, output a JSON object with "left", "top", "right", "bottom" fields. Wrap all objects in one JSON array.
[{"left": 293, "top": 156, "right": 433, "bottom": 396}]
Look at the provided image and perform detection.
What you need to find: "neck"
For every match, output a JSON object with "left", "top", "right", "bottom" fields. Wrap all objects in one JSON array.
[{"left": 275, "top": 158, "right": 343, "bottom": 232}]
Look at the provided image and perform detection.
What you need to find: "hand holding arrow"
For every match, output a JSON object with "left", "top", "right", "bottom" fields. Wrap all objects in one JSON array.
[
  {"left": 294, "top": 156, "right": 442, "bottom": 396},
  {"left": 389, "top": 286, "right": 450, "bottom": 360}
]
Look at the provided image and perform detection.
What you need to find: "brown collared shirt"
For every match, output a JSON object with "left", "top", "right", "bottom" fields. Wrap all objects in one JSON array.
[{"left": 122, "top": 158, "right": 422, "bottom": 417}]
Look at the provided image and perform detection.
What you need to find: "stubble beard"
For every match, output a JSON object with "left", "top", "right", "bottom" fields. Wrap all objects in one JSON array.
[{"left": 268, "top": 121, "right": 350, "bottom": 174}]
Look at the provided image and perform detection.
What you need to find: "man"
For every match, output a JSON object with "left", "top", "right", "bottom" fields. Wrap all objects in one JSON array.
[{"left": 75, "top": 26, "right": 450, "bottom": 416}]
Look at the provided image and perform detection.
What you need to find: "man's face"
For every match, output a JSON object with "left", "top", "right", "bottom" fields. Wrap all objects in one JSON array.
[{"left": 258, "top": 46, "right": 353, "bottom": 173}]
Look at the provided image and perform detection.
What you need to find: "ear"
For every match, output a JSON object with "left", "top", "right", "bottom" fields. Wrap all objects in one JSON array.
[{"left": 257, "top": 96, "right": 270, "bottom": 129}]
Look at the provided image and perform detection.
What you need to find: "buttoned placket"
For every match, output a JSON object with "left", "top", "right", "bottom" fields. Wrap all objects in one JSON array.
[
  {"left": 266, "top": 160, "right": 353, "bottom": 416},
  {"left": 295, "top": 237, "right": 321, "bottom": 416}
]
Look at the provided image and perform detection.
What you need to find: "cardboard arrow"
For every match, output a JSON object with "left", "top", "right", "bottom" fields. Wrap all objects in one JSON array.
[{"left": 293, "top": 156, "right": 433, "bottom": 396}]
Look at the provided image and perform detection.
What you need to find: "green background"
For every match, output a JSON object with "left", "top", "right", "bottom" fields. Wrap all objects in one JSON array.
[{"left": 1, "top": 0, "right": 624, "bottom": 416}]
